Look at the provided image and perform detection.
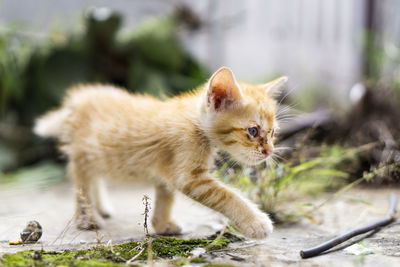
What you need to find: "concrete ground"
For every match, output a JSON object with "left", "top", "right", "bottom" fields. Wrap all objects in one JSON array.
[{"left": 1, "top": 180, "right": 400, "bottom": 266}]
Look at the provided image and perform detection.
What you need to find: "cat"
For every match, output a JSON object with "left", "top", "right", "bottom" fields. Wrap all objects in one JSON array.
[{"left": 34, "top": 67, "right": 287, "bottom": 239}]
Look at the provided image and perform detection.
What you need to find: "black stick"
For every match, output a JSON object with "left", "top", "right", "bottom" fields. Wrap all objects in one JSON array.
[{"left": 300, "top": 194, "right": 397, "bottom": 259}]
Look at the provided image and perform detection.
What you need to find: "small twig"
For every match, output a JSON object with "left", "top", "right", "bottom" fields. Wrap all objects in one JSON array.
[
  {"left": 142, "top": 195, "right": 151, "bottom": 236},
  {"left": 304, "top": 152, "right": 384, "bottom": 215},
  {"left": 126, "top": 196, "right": 152, "bottom": 265},
  {"left": 203, "top": 226, "right": 226, "bottom": 251},
  {"left": 300, "top": 193, "right": 397, "bottom": 259},
  {"left": 126, "top": 246, "right": 146, "bottom": 265},
  {"left": 51, "top": 211, "right": 77, "bottom": 245},
  {"left": 128, "top": 243, "right": 143, "bottom": 253},
  {"left": 106, "top": 240, "right": 114, "bottom": 254},
  {"left": 307, "top": 175, "right": 367, "bottom": 214}
]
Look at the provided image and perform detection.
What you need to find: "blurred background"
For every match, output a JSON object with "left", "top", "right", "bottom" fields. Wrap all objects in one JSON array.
[{"left": 1, "top": 0, "right": 400, "bottom": 210}]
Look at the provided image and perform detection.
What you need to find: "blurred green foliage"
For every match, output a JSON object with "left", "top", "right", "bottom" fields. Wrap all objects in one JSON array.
[
  {"left": 1, "top": 10, "right": 208, "bottom": 125},
  {"left": 0, "top": 161, "right": 65, "bottom": 191},
  {"left": 363, "top": 30, "right": 400, "bottom": 96},
  {"left": 214, "top": 144, "right": 369, "bottom": 222},
  {"left": 0, "top": 9, "right": 209, "bottom": 172}
]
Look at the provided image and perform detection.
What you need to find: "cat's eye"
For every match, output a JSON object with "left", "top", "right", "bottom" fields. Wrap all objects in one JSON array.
[{"left": 247, "top": 127, "right": 259, "bottom": 137}]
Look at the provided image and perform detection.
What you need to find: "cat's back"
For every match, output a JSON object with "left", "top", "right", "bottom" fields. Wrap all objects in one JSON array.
[
  {"left": 64, "top": 84, "right": 160, "bottom": 111},
  {"left": 60, "top": 84, "right": 167, "bottom": 138},
  {"left": 65, "top": 84, "right": 169, "bottom": 124}
]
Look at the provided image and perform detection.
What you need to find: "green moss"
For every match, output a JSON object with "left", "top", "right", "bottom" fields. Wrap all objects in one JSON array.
[
  {"left": 174, "top": 258, "right": 189, "bottom": 266},
  {"left": 1, "top": 233, "right": 237, "bottom": 267},
  {"left": 1, "top": 250, "right": 33, "bottom": 267},
  {"left": 1, "top": 249, "right": 126, "bottom": 267},
  {"left": 205, "top": 232, "right": 244, "bottom": 251},
  {"left": 190, "top": 257, "right": 206, "bottom": 263},
  {"left": 151, "top": 236, "right": 210, "bottom": 257},
  {"left": 73, "top": 260, "right": 123, "bottom": 267}
]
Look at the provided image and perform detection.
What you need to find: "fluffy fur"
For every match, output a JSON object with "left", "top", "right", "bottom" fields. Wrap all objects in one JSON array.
[{"left": 34, "top": 67, "right": 287, "bottom": 239}]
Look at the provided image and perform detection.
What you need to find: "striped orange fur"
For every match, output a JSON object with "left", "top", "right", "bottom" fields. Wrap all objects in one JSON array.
[{"left": 34, "top": 67, "right": 287, "bottom": 239}]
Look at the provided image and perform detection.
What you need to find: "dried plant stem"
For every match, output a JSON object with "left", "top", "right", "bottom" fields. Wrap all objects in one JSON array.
[
  {"left": 142, "top": 195, "right": 151, "bottom": 236},
  {"left": 126, "top": 246, "right": 146, "bottom": 265},
  {"left": 126, "top": 196, "right": 152, "bottom": 265},
  {"left": 300, "top": 193, "right": 397, "bottom": 259},
  {"left": 307, "top": 160, "right": 393, "bottom": 215},
  {"left": 204, "top": 226, "right": 226, "bottom": 251},
  {"left": 308, "top": 175, "right": 366, "bottom": 214}
]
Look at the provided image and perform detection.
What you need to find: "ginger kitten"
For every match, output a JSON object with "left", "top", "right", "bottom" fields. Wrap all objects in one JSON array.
[{"left": 34, "top": 67, "right": 287, "bottom": 239}]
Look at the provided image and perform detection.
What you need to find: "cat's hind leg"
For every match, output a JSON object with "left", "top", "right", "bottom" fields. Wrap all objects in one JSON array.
[
  {"left": 151, "top": 183, "right": 182, "bottom": 235},
  {"left": 93, "top": 178, "right": 113, "bottom": 219},
  {"left": 68, "top": 161, "right": 103, "bottom": 230}
]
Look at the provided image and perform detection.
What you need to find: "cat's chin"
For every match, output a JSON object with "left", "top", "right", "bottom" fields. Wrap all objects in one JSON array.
[
  {"left": 248, "top": 159, "right": 267, "bottom": 166},
  {"left": 236, "top": 156, "right": 267, "bottom": 166}
]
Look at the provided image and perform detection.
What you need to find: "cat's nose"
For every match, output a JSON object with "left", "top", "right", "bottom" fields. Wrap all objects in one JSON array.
[{"left": 261, "top": 149, "right": 270, "bottom": 156}]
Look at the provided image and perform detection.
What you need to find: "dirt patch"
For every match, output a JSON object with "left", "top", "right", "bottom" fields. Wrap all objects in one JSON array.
[{"left": 1, "top": 183, "right": 400, "bottom": 266}]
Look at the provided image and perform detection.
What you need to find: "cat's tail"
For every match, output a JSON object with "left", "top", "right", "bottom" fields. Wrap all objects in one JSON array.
[{"left": 33, "top": 108, "right": 71, "bottom": 138}]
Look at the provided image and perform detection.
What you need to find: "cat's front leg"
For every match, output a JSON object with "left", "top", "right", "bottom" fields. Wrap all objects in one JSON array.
[{"left": 179, "top": 175, "right": 273, "bottom": 239}]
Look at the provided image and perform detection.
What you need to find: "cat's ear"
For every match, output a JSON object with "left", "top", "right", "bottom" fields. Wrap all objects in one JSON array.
[
  {"left": 263, "top": 76, "right": 288, "bottom": 97},
  {"left": 207, "top": 67, "right": 242, "bottom": 111}
]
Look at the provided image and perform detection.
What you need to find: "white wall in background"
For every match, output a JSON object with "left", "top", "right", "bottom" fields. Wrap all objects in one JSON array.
[
  {"left": 181, "top": 0, "right": 367, "bottom": 103},
  {"left": 1, "top": 0, "right": 370, "bottom": 103}
]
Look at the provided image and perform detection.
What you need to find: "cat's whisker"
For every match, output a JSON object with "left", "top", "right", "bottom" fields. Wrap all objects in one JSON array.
[
  {"left": 271, "top": 153, "right": 285, "bottom": 162},
  {"left": 277, "top": 104, "right": 292, "bottom": 112},
  {"left": 276, "top": 113, "right": 296, "bottom": 119},
  {"left": 227, "top": 160, "right": 240, "bottom": 173},
  {"left": 277, "top": 102, "right": 300, "bottom": 118},
  {"left": 276, "top": 109, "right": 292, "bottom": 118},
  {"left": 277, "top": 119, "right": 295, "bottom": 124},
  {"left": 277, "top": 84, "right": 298, "bottom": 106},
  {"left": 276, "top": 113, "right": 295, "bottom": 119},
  {"left": 283, "top": 101, "right": 301, "bottom": 112},
  {"left": 273, "top": 146, "right": 292, "bottom": 151},
  {"left": 277, "top": 112, "right": 295, "bottom": 117},
  {"left": 277, "top": 116, "right": 295, "bottom": 122},
  {"left": 265, "top": 157, "right": 278, "bottom": 169},
  {"left": 277, "top": 102, "right": 296, "bottom": 111},
  {"left": 269, "top": 152, "right": 280, "bottom": 161}
]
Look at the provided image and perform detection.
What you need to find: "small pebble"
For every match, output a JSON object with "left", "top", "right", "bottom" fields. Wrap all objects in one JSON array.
[{"left": 20, "top": 220, "right": 42, "bottom": 243}]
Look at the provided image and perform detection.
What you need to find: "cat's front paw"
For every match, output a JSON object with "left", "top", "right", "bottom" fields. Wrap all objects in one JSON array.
[
  {"left": 152, "top": 218, "right": 182, "bottom": 235},
  {"left": 237, "top": 211, "right": 273, "bottom": 239}
]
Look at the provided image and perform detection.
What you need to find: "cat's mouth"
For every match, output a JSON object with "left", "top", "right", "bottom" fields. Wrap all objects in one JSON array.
[
  {"left": 256, "top": 154, "right": 269, "bottom": 163},
  {"left": 252, "top": 149, "right": 275, "bottom": 164},
  {"left": 238, "top": 151, "right": 270, "bottom": 165}
]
